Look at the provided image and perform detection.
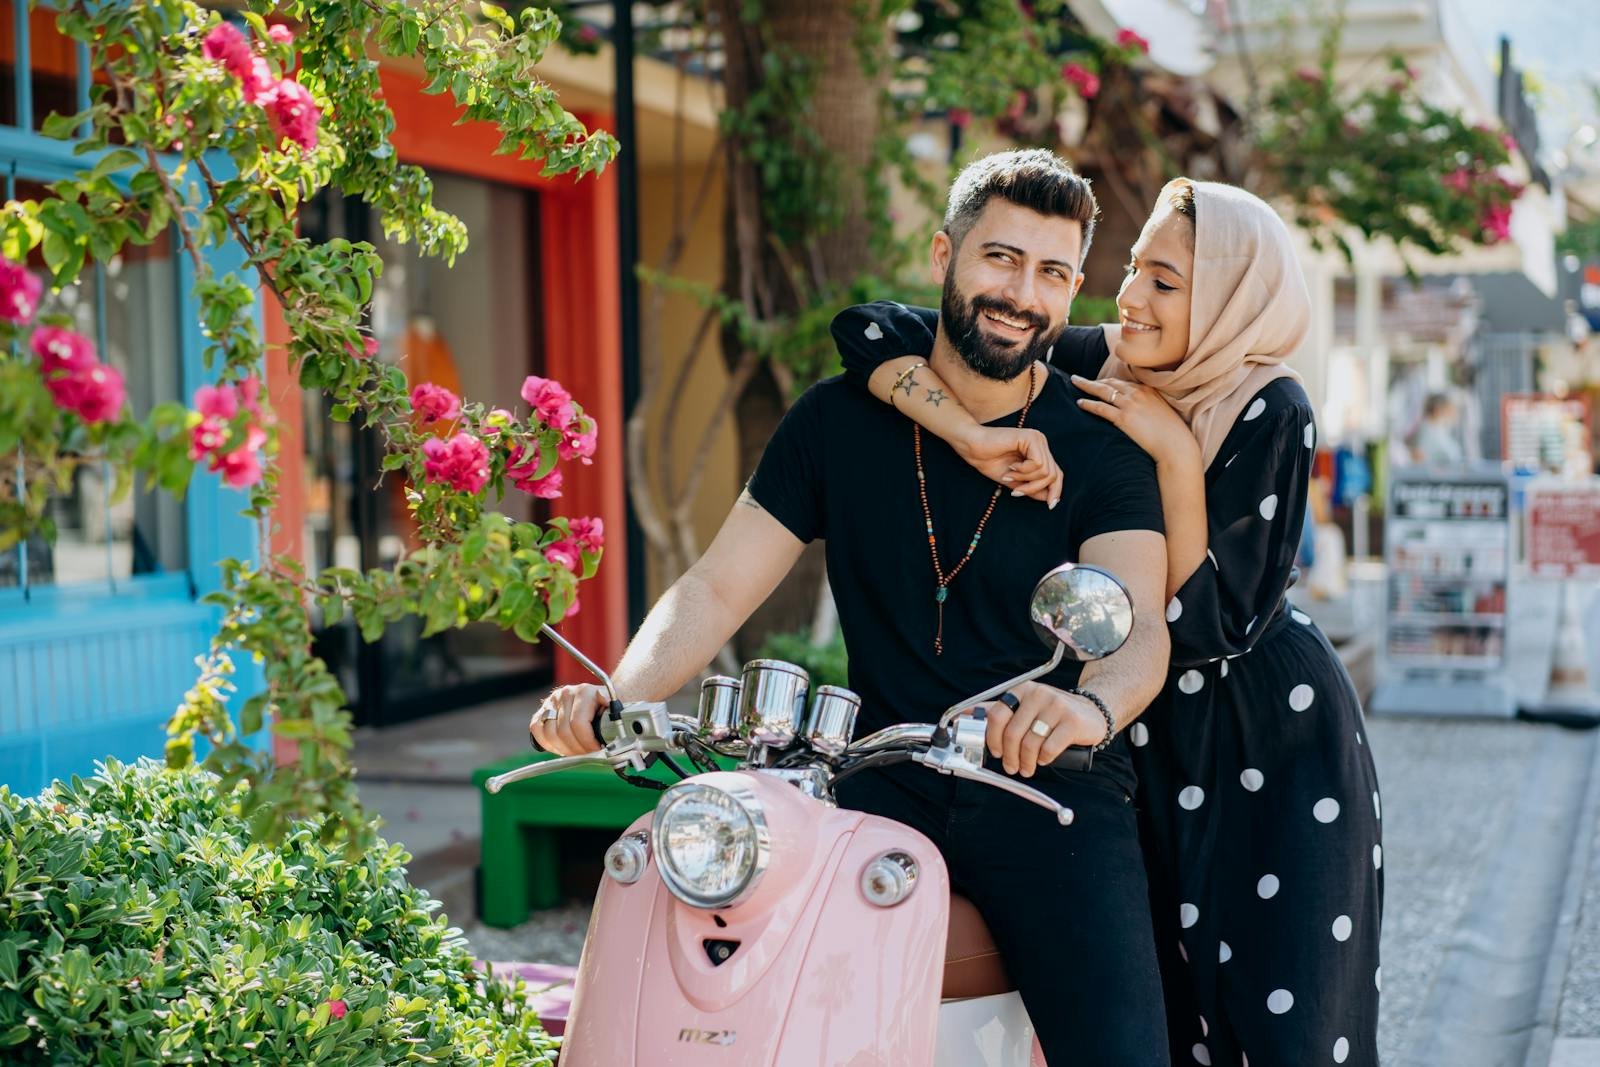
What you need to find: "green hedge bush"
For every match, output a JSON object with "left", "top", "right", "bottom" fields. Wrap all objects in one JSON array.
[{"left": 0, "top": 760, "right": 556, "bottom": 1065}]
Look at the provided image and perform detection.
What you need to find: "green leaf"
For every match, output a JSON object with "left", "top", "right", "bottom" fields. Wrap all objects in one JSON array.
[
  {"left": 497, "top": 582, "right": 534, "bottom": 624},
  {"left": 461, "top": 526, "right": 488, "bottom": 565},
  {"left": 480, "top": 2, "right": 515, "bottom": 32},
  {"left": 89, "top": 148, "right": 143, "bottom": 180},
  {"left": 239, "top": 695, "right": 267, "bottom": 737}
]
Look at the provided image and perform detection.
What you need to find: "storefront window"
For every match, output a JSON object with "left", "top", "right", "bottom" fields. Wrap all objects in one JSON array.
[
  {"left": 301, "top": 175, "right": 550, "bottom": 725},
  {"left": 1, "top": 180, "right": 187, "bottom": 592}
]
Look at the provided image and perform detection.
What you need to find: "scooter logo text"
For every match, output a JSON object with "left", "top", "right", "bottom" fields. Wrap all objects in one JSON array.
[{"left": 678, "top": 1028, "right": 737, "bottom": 1046}]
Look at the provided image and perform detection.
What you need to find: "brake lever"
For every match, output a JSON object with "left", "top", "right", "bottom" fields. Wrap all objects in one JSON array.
[
  {"left": 486, "top": 752, "right": 617, "bottom": 794},
  {"left": 911, "top": 749, "right": 1075, "bottom": 826}
]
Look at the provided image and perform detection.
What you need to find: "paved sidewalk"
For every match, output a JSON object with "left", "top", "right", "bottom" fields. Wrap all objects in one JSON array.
[{"left": 1369, "top": 714, "right": 1600, "bottom": 1067}]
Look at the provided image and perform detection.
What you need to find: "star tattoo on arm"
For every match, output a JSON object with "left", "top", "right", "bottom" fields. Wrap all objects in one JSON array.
[
  {"left": 925, "top": 388, "right": 947, "bottom": 407},
  {"left": 896, "top": 373, "right": 919, "bottom": 398}
]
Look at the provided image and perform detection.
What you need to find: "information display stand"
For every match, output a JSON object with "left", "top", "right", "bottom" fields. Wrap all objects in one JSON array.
[
  {"left": 1371, "top": 471, "right": 1516, "bottom": 717},
  {"left": 1524, "top": 482, "right": 1600, "bottom": 721}
]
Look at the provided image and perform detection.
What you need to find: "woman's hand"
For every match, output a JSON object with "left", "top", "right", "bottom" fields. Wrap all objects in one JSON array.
[
  {"left": 1072, "top": 375, "right": 1196, "bottom": 466},
  {"left": 952, "top": 424, "right": 1063, "bottom": 509}
]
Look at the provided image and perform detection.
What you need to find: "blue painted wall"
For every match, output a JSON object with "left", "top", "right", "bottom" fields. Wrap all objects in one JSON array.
[{"left": 0, "top": 121, "right": 265, "bottom": 797}]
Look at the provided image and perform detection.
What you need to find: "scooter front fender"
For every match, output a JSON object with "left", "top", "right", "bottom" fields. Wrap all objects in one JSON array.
[{"left": 560, "top": 771, "right": 949, "bottom": 1066}]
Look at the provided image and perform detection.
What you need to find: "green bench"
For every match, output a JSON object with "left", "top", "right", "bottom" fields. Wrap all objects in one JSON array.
[{"left": 472, "top": 750, "right": 731, "bottom": 928}]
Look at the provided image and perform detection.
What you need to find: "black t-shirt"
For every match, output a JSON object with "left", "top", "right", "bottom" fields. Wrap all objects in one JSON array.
[{"left": 747, "top": 372, "right": 1163, "bottom": 793}]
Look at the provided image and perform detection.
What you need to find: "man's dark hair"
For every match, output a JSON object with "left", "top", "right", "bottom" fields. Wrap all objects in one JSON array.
[{"left": 941, "top": 149, "right": 1099, "bottom": 266}]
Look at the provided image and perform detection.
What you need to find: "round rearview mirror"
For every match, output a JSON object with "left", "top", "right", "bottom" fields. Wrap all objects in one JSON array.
[{"left": 1028, "top": 564, "right": 1134, "bottom": 662}]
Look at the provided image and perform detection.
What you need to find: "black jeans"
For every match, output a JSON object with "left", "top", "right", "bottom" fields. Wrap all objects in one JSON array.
[{"left": 836, "top": 761, "right": 1171, "bottom": 1066}]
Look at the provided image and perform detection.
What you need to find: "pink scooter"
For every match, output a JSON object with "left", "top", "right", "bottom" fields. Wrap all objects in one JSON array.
[{"left": 487, "top": 563, "right": 1134, "bottom": 1066}]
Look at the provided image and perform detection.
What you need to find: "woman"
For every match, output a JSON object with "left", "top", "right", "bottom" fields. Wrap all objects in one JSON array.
[{"left": 831, "top": 179, "right": 1382, "bottom": 1066}]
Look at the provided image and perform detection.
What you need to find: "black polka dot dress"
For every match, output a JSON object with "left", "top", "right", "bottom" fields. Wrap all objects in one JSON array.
[
  {"left": 828, "top": 306, "right": 1384, "bottom": 1067},
  {"left": 1135, "top": 372, "right": 1382, "bottom": 1067}
]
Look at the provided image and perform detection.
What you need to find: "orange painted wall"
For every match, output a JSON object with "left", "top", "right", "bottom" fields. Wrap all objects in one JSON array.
[
  {"left": 383, "top": 83, "right": 629, "bottom": 679},
  {"left": 539, "top": 167, "right": 628, "bottom": 683}
]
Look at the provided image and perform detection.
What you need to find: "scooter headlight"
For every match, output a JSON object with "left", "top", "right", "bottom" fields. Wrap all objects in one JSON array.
[{"left": 652, "top": 781, "right": 770, "bottom": 908}]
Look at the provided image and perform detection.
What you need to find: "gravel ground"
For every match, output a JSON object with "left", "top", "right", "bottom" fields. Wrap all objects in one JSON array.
[{"left": 460, "top": 903, "right": 592, "bottom": 967}]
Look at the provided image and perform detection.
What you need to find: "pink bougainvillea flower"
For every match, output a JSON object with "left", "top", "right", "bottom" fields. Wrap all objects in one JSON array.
[
  {"left": 31, "top": 326, "right": 97, "bottom": 375},
  {"left": 558, "top": 417, "right": 598, "bottom": 465},
  {"left": 189, "top": 416, "right": 230, "bottom": 460},
  {"left": 576, "top": 24, "right": 600, "bottom": 45},
  {"left": 1442, "top": 167, "right": 1473, "bottom": 193},
  {"left": 505, "top": 443, "right": 563, "bottom": 498},
  {"left": 1295, "top": 67, "right": 1323, "bottom": 85},
  {"left": 544, "top": 540, "right": 582, "bottom": 573},
  {"left": 261, "top": 77, "right": 321, "bottom": 153},
  {"left": 202, "top": 22, "right": 253, "bottom": 82},
  {"left": 516, "top": 467, "right": 563, "bottom": 501},
  {"left": 568, "top": 516, "right": 605, "bottom": 552},
  {"left": 204, "top": 424, "right": 268, "bottom": 489},
  {"left": 267, "top": 23, "right": 295, "bottom": 46},
  {"left": 421, "top": 433, "right": 491, "bottom": 494},
  {"left": 1115, "top": 28, "right": 1149, "bottom": 54},
  {"left": 0, "top": 258, "right": 43, "bottom": 323},
  {"left": 344, "top": 335, "right": 379, "bottom": 359},
  {"left": 1061, "top": 63, "right": 1100, "bottom": 99},
  {"left": 216, "top": 441, "right": 265, "bottom": 488},
  {"left": 237, "top": 375, "right": 263, "bottom": 417},
  {"left": 564, "top": 596, "right": 581, "bottom": 618},
  {"left": 47, "top": 362, "right": 126, "bottom": 424},
  {"left": 234, "top": 57, "right": 275, "bottom": 105},
  {"left": 192, "top": 383, "right": 240, "bottom": 421},
  {"left": 520, "top": 374, "right": 576, "bottom": 430},
  {"left": 1480, "top": 202, "right": 1513, "bottom": 244},
  {"left": 410, "top": 382, "right": 462, "bottom": 425},
  {"left": 326, "top": 999, "right": 348, "bottom": 1021}
]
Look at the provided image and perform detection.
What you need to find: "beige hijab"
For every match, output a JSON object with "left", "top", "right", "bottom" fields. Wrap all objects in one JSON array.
[{"left": 1098, "top": 179, "right": 1309, "bottom": 470}]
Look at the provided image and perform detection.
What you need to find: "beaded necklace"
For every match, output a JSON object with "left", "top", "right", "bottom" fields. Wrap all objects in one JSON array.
[{"left": 915, "top": 363, "right": 1039, "bottom": 655}]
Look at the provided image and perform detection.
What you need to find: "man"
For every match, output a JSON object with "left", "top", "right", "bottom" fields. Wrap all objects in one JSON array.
[{"left": 533, "top": 149, "right": 1172, "bottom": 1062}]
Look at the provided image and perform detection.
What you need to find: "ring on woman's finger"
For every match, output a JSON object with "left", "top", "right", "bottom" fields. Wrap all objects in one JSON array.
[
  {"left": 1109, "top": 388, "right": 1121, "bottom": 403},
  {"left": 541, "top": 706, "right": 559, "bottom": 722},
  {"left": 1029, "top": 719, "right": 1052, "bottom": 738}
]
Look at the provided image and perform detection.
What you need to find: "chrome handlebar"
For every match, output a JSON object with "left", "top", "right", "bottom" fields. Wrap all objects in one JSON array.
[{"left": 494, "top": 647, "right": 1077, "bottom": 824}]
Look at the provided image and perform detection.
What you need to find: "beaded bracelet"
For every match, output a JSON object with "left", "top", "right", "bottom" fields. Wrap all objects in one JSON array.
[
  {"left": 1068, "top": 688, "right": 1117, "bottom": 751},
  {"left": 888, "top": 362, "right": 926, "bottom": 409}
]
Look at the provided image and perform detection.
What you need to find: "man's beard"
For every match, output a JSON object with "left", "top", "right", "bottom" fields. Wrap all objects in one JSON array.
[{"left": 941, "top": 275, "right": 1064, "bottom": 382}]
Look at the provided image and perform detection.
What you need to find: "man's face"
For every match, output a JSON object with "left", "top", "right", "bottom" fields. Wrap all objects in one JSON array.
[{"left": 932, "top": 199, "right": 1085, "bottom": 382}]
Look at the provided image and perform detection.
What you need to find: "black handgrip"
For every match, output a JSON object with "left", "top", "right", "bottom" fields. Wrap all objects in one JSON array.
[
  {"left": 529, "top": 697, "right": 622, "bottom": 752},
  {"left": 1049, "top": 744, "right": 1095, "bottom": 772}
]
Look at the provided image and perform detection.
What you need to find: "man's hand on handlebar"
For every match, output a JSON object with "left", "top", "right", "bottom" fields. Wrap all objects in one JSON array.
[
  {"left": 984, "top": 681, "right": 1108, "bottom": 778},
  {"left": 529, "top": 683, "right": 609, "bottom": 756}
]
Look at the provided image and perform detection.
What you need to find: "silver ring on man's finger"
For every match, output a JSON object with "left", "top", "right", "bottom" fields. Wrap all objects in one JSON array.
[
  {"left": 1030, "top": 719, "right": 1052, "bottom": 738},
  {"left": 1109, "top": 389, "right": 1121, "bottom": 403},
  {"left": 542, "top": 706, "right": 559, "bottom": 722}
]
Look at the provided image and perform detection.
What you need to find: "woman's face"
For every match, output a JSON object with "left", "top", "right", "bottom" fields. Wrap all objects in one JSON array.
[{"left": 1114, "top": 207, "right": 1194, "bottom": 370}]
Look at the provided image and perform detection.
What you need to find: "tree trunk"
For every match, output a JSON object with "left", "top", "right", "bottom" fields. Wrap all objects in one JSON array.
[{"left": 714, "top": 0, "right": 890, "bottom": 657}]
